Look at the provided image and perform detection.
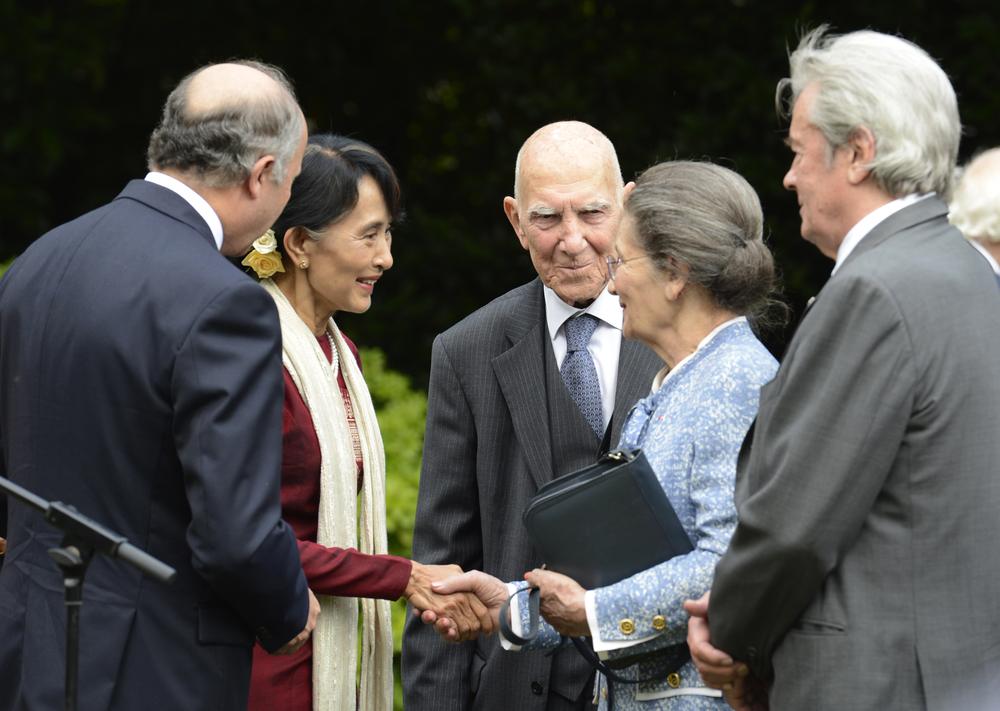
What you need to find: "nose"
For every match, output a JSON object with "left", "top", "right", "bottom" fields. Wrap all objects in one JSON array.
[
  {"left": 783, "top": 164, "right": 796, "bottom": 191},
  {"left": 607, "top": 277, "right": 618, "bottom": 295},
  {"left": 559, "top": 214, "right": 588, "bottom": 256},
  {"left": 374, "top": 236, "right": 393, "bottom": 271}
]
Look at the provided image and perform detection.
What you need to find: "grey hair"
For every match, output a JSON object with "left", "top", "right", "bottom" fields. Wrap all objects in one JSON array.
[
  {"left": 949, "top": 148, "right": 1000, "bottom": 243},
  {"left": 147, "top": 60, "right": 303, "bottom": 188},
  {"left": 777, "top": 26, "right": 960, "bottom": 196},
  {"left": 512, "top": 124, "right": 625, "bottom": 201},
  {"left": 626, "top": 161, "right": 787, "bottom": 330}
]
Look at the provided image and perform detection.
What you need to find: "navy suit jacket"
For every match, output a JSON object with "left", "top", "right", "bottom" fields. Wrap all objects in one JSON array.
[{"left": 0, "top": 180, "right": 308, "bottom": 710}]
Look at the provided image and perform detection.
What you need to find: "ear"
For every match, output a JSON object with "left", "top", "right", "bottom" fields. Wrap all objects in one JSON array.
[
  {"left": 247, "top": 154, "right": 278, "bottom": 198},
  {"left": 282, "top": 226, "right": 312, "bottom": 264},
  {"left": 622, "top": 180, "right": 636, "bottom": 201},
  {"left": 662, "top": 257, "right": 689, "bottom": 301},
  {"left": 846, "top": 126, "right": 876, "bottom": 185},
  {"left": 503, "top": 196, "right": 529, "bottom": 250}
]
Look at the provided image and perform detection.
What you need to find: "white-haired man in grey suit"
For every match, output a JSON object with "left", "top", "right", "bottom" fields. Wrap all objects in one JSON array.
[
  {"left": 685, "top": 27, "right": 1000, "bottom": 711},
  {"left": 950, "top": 147, "right": 1000, "bottom": 279},
  {"left": 402, "top": 121, "right": 662, "bottom": 711}
]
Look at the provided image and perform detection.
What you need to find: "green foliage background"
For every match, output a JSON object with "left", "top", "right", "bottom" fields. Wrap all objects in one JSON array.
[{"left": 359, "top": 347, "right": 426, "bottom": 710}]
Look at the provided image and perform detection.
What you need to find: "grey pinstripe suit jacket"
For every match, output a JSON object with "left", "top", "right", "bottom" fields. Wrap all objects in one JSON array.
[
  {"left": 709, "top": 198, "right": 1000, "bottom": 709},
  {"left": 402, "top": 279, "right": 662, "bottom": 710}
]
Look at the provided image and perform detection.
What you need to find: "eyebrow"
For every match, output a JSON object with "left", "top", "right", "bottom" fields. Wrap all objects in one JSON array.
[
  {"left": 528, "top": 206, "right": 558, "bottom": 218},
  {"left": 358, "top": 219, "right": 388, "bottom": 233},
  {"left": 579, "top": 200, "right": 611, "bottom": 212}
]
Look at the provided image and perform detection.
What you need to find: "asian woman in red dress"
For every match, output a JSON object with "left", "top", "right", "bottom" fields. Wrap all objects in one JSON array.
[{"left": 241, "top": 135, "right": 489, "bottom": 711}]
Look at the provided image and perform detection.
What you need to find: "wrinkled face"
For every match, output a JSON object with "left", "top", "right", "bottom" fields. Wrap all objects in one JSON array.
[
  {"left": 607, "top": 214, "right": 669, "bottom": 346},
  {"left": 302, "top": 175, "right": 393, "bottom": 315},
  {"left": 507, "top": 158, "right": 622, "bottom": 306},
  {"left": 782, "top": 84, "right": 854, "bottom": 258}
]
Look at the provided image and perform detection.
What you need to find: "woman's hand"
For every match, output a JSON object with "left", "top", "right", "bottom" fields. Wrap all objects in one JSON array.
[
  {"left": 421, "top": 570, "right": 509, "bottom": 642},
  {"left": 405, "top": 562, "right": 494, "bottom": 642},
  {"left": 523, "top": 568, "right": 590, "bottom": 637}
]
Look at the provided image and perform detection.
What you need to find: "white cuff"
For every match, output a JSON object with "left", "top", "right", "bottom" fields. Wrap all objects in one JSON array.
[{"left": 586, "top": 589, "right": 659, "bottom": 655}]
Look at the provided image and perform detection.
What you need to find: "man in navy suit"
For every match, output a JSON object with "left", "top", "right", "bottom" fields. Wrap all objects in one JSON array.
[{"left": 0, "top": 61, "right": 319, "bottom": 710}]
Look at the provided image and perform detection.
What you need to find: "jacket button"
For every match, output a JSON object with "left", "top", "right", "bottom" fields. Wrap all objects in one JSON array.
[
  {"left": 531, "top": 681, "right": 543, "bottom": 695},
  {"left": 651, "top": 614, "right": 666, "bottom": 631},
  {"left": 667, "top": 672, "right": 681, "bottom": 688},
  {"left": 619, "top": 619, "right": 635, "bottom": 635}
]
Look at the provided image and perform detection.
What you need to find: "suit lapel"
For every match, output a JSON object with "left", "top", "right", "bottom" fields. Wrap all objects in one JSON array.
[
  {"left": 493, "top": 281, "right": 553, "bottom": 489},
  {"left": 609, "top": 339, "right": 658, "bottom": 448}
]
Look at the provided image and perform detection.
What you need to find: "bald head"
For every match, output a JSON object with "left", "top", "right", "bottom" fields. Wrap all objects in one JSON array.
[
  {"left": 513, "top": 121, "right": 624, "bottom": 201},
  {"left": 147, "top": 59, "right": 303, "bottom": 188},
  {"left": 950, "top": 148, "right": 1000, "bottom": 244},
  {"left": 184, "top": 62, "right": 290, "bottom": 116}
]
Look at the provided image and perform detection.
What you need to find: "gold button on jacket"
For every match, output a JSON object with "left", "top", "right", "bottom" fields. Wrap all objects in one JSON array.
[
  {"left": 651, "top": 614, "right": 666, "bottom": 631},
  {"left": 618, "top": 619, "right": 635, "bottom": 635},
  {"left": 667, "top": 672, "right": 681, "bottom": 689}
]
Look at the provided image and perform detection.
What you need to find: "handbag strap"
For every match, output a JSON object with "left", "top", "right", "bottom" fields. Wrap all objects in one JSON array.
[{"left": 498, "top": 584, "right": 541, "bottom": 646}]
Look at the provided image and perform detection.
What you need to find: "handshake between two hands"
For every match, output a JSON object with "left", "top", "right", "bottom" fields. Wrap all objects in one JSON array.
[
  {"left": 408, "top": 570, "right": 767, "bottom": 711},
  {"left": 407, "top": 564, "right": 592, "bottom": 643}
]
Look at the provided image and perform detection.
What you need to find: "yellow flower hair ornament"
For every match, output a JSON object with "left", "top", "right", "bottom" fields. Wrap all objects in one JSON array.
[{"left": 242, "top": 229, "right": 286, "bottom": 279}]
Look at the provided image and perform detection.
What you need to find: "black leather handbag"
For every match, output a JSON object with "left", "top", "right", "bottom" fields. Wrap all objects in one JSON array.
[
  {"left": 500, "top": 450, "right": 694, "bottom": 691},
  {"left": 523, "top": 449, "right": 693, "bottom": 589}
]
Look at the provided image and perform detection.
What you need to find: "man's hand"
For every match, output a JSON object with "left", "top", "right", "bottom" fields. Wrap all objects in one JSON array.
[
  {"left": 405, "top": 562, "right": 493, "bottom": 642},
  {"left": 273, "top": 588, "right": 320, "bottom": 655},
  {"left": 722, "top": 674, "right": 770, "bottom": 711},
  {"left": 683, "top": 592, "right": 767, "bottom": 710},
  {"left": 420, "top": 570, "right": 508, "bottom": 642},
  {"left": 523, "top": 568, "right": 589, "bottom": 637}
]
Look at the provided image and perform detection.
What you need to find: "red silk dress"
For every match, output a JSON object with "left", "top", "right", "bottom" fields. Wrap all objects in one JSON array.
[{"left": 248, "top": 334, "right": 411, "bottom": 710}]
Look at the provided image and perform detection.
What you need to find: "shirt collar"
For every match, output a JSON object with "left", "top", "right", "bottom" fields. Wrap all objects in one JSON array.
[
  {"left": 832, "top": 193, "right": 933, "bottom": 276},
  {"left": 543, "top": 284, "right": 623, "bottom": 341},
  {"left": 145, "top": 171, "right": 224, "bottom": 250},
  {"left": 969, "top": 239, "right": 1000, "bottom": 275}
]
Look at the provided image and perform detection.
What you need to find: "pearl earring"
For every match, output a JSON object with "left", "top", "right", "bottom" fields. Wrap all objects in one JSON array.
[{"left": 299, "top": 260, "right": 308, "bottom": 269}]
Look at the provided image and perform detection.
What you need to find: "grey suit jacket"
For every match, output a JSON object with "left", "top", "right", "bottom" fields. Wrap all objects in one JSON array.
[
  {"left": 709, "top": 198, "right": 1000, "bottom": 710},
  {"left": 402, "top": 279, "right": 662, "bottom": 710}
]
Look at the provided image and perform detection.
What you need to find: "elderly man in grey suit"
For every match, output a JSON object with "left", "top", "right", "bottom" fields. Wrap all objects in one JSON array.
[
  {"left": 950, "top": 147, "right": 1000, "bottom": 279},
  {"left": 402, "top": 121, "right": 662, "bottom": 710},
  {"left": 685, "top": 27, "right": 1000, "bottom": 711}
]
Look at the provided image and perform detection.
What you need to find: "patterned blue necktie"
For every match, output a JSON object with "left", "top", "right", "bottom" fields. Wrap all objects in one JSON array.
[{"left": 561, "top": 314, "right": 604, "bottom": 437}]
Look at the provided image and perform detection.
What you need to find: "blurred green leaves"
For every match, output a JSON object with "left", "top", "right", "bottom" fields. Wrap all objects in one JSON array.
[{"left": 359, "top": 346, "right": 427, "bottom": 709}]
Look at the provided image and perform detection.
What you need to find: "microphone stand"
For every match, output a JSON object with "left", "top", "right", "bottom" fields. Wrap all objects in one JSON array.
[{"left": 0, "top": 476, "right": 176, "bottom": 711}]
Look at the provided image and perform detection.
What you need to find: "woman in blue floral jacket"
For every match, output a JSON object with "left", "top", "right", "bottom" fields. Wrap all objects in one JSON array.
[{"left": 558, "top": 161, "right": 781, "bottom": 709}]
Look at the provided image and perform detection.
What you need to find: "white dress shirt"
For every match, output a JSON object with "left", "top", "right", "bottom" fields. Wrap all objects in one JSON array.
[
  {"left": 543, "top": 285, "right": 622, "bottom": 432},
  {"left": 832, "top": 193, "right": 932, "bottom": 276},
  {"left": 145, "top": 171, "right": 224, "bottom": 250}
]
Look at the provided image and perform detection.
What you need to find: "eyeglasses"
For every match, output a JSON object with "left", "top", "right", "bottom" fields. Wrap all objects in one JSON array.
[{"left": 605, "top": 254, "right": 650, "bottom": 281}]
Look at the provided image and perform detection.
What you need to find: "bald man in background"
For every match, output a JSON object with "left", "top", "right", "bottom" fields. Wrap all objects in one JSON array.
[{"left": 0, "top": 61, "right": 318, "bottom": 710}]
